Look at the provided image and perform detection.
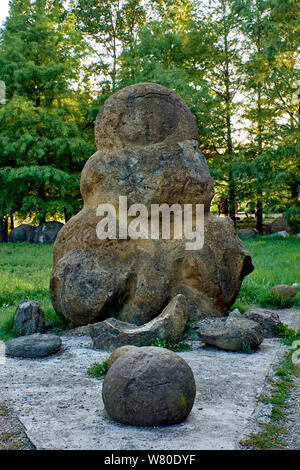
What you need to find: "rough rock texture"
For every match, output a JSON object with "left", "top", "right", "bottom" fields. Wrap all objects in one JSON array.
[
  {"left": 9, "top": 222, "right": 63, "bottom": 244},
  {"left": 242, "top": 308, "right": 280, "bottom": 338},
  {"left": 50, "top": 82, "right": 254, "bottom": 326},
  {"left": 270, "top": 284, "right": 297, "bottom": 299},
  {"left": 6, "top": 334, "right": 62, "bottom": 358},
  {"left": 237, "top": 228, "right": 259, "bottom": 239},
  {"left": 102, "top": 346, "right": 196, "bottom": 426},
  {"left": 196, "top": 317, "right": 263, "bottom": 352},
  {"left": 13, "top": 300, "right": 45, "bottom": 335},
  {"left": 107, "top": 345, "right": 138, "bottom": 369},
  {"left": 89, "top": 294, "right": 188, "bottom": 350}
]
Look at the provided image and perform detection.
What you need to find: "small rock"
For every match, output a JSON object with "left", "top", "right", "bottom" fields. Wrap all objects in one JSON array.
[
  {"left": 102, "top": 346, "right": 196, "bottom": 426},
  {"left": 107, "top": 345, "right": 138, "bottom": 369},
  {"left": 228, "top": 308, "right": 242, "bottom": 318},
  {"left": 13, "top": 300, "right": 45, "bottom": 335},
  {"left": 89, "top": 294, "right": 188, "bottom": 351},
  {"left": 6, "top": 334, "right": 62, "bottom": 358},
  {"left": 270, "top": 231, "right": 288, "bottom": 237},
  {"left": 237, "top": 228, "right": 259, "bottom": 239},
  {"left": 267, "top": 217, "right": 291, "bottom": 234},
  {"left": 243, "top": 308, "right": 280, "bottom": 338},
  {"left": 270, "top": 284, "right": 297, "bottom": 299},
  {"left": 197, "top": 316, "right": 263, "bottom": 352}
]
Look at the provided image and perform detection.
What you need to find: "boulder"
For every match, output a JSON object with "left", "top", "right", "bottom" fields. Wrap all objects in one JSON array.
[
  {"left": 6, "top": 333, "right": 62, "bottom": 358},
  {"left": 270, "top": 231, "right": 288, "bottom": 237},
  {"left": 102, "top": 346, "right": 196, "bottom": 426},
  {"left": 33, "top": 221, "right": 63, "bottom": 243},
  {"left": 107, "top": 345, "right": 138, "bottom": 369},
  {"left": 267, "top": 217, "right": 291, "bottom": 234},
  {"left": 242, "top": 308, "right": 280, "bottom": 338},
  {"left": 13, "top": 300, "right": 45, "bottom": 335},
  {"left": 50, "top": 82, "right": 254, "bottom": 326},
  {"left": 237, "top": 228, "right": 259, "bottom": 239},
  {"left": 9, "top": 221, "right": 63, "bottom": 244},
  {"left": 270, "top": 284, "right": 297, "bottom": 299},
  {"left": 89, "top": 294, "right": 188, "bottom": 350},
  {"left": 8, "top": 224, "right": 36, "bottom": 243},
  {"left": 196, "top": 316, "right": 263, "bottom": 352}
]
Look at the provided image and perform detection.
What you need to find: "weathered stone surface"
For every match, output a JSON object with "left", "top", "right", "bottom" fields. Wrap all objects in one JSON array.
[
  {"left": 270, "top": 284, "right": 297, "bottom": 299},
  {"left": 267, "top": 217, "right": 291, "bottom": 234},
  {"left": 8, "top": 224, "right": 36, "bottom": 243},
  {"left": 33, "top": 221, "right": 63, "bottom": 244},
  {"left": 196, "top": 316, "right": 263, "bottom": 352},
  {"left": 107, "top": 345, "right": 138, "bottom": 369},
  {"left": 242, "top": 308, "right": 280, "bottom": 338},
  {"left": 89, "top": 294, "right": 188, "bottom": 350},
  {"left": 50, "top": 82, "right": 254, "bottom": 326},
  {"left": 13, "top": 300, "right": 45, "bottom": 335},
  {"left": 6, "top": 334, "right": 62, "bottom": 358},
  {"left": 102, "top": 346, "right": 196, "bottom": 426},
  {"left": 237, "top": 228, "right": 259, "bottom": 239},
  {"left": 64, "top": 325, "right": 91, "bottom": 337}
]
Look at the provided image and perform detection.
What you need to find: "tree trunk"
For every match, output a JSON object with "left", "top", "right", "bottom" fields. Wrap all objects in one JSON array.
[
  {"left": 223, "top": 6, "right": 236, "bottom": 228},
  {"left": 256, "top": 193, "right": 263, "bottom": 234},
  {"left": 10, "top": 213, "right": 14, "bottom": 231},
  {"left": 0, "top": 217, "right": 8, "bottom": 242}
]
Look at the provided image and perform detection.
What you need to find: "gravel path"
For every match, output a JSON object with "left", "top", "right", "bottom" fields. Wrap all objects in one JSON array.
[
  {"left": 276, "top": 309, "right": 300, "bottom": 450},
  {"left": 0, "top": 308, "right": 299, "bottom": 451},
  {"left": 280, "top": 378, "right": 300, "bottom": 450}
]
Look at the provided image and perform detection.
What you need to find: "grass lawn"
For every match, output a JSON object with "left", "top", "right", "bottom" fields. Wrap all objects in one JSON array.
[
  {"left": 0, "top": 236, "right": 299, "bottom": 341},
  {"left": 232, "top": 235, "right": 300, "bottom": 312},
  {"left": 0, "top": 243, "right": 68, "bottom": 341}
]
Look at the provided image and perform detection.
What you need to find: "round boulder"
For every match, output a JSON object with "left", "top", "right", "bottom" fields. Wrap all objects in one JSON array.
[
  {"left": 6, "top": 333, "right": 62, "bottom": 358},
  {"left": 8, "top": 224, "right": 36, "bottom": 243},
  {"left": 237, "top": 228, "right": 259, "bottom": 239},
  {"left": 102, "top": 346, "right": 196, "bottom": 427},
  {"left": 107, "top": 345, "right": 139, "bottom": 369},
  {"left": 270, "top": 284, "right": 296, "bottom": 299}
]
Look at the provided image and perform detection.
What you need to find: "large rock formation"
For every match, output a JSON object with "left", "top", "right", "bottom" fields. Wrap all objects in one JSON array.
[{"left": 50, "top": 82, "right": 254, "bottom": 326}]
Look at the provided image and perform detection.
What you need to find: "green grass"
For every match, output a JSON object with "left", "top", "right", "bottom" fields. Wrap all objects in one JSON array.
[
  {"left": 150, "top": 336, "right": 192, "bottom": 352},
  {"left": 0, "top": 236, "right": 299, "bottom": 341},
  {"left": 87, "top": 360, "right": 109, "bottom": 379},
  {"left": 240, "top": 325, "right": 300, "bottom": 449},
  {"left": 233, "top": 235, "right": 300, "bottom": 311},
  {"left": 0, "top": 242, "right": 69, "bottom": 341}
]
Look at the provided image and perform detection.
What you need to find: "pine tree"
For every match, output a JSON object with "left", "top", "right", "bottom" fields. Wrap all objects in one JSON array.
[{"left": 0, "top": 0, "right": 94, "bottom": 237}]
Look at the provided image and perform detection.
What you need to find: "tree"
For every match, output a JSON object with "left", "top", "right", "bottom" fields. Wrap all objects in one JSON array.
[
  {"left": 0, "top": 0, "right": 95, "bottom": 239},
  {"left": 73, "top": 0, "right": 146, "bottom": 92},
  {"left": 233, "top": 0, "right": 299, "bottom": 232}
]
